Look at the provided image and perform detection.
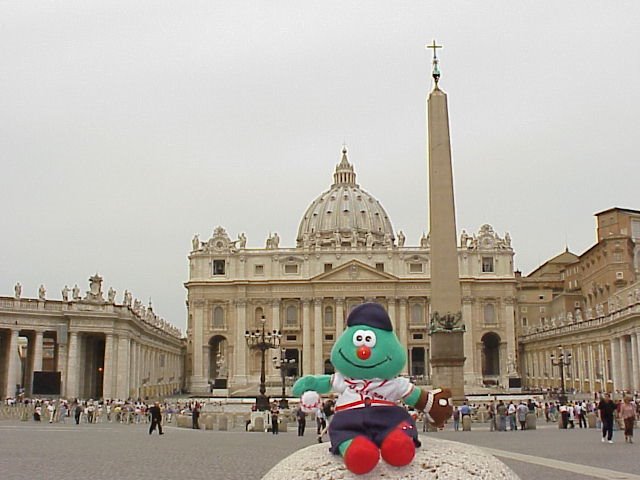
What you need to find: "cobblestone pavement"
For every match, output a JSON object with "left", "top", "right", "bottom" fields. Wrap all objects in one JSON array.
[
  {"left": 424, "top": 423, "right": 640, "bottom": 480},
  {"left": 1, "top": 420, "right": 638, "bottom": 480}
]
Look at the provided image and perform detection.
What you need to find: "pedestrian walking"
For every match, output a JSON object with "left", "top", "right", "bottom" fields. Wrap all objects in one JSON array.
[
  {"left": 452, "top": 406, "right": 460, "bottom": 431},
  {"left": 270, "top": 402, "right": 280, "bottom": 435},
  {"left": 517, "top": 402, "right": 528, "bottom": 430},
  {"left": 619, "top": 396, "right": 636, "bottom": 443},
  {"left": 598, "top": 393, "right": 617, "bottom": 443},
  {"left": 295, "top": 406, "right": 306, "bottom": 437},
  {"left": 148, "top": 402, "right": 164, "bottom": 435},
  {"left": 191, "top": 403, "right": 200, "bottom": 429}
]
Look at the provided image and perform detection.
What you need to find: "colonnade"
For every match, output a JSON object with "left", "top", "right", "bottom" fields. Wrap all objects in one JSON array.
[{"left": 522, "top": 330, "right": 640, "bottom": 394}]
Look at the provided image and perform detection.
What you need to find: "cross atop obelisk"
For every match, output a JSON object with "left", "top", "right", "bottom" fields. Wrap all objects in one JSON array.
[
  {"left": 426, "top": 42, "right": 465, "bottom": 402},
  {"left": 426, "top": 40, "right": 442, "bottom": 87}
]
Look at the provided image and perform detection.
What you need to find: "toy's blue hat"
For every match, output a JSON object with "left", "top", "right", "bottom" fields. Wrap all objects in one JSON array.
[{"left": 346, "top": 303, "right": 393, "bottom": 331}]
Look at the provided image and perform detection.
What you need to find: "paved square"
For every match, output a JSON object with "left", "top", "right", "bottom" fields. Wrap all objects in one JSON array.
[{"left": 1, "top": 420, "right": 638, "bottom": 479}]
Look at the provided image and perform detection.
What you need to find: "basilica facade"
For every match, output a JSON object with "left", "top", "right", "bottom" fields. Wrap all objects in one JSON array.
[{"left": 185, "top": 150, "right": 518, "bottom": 395}]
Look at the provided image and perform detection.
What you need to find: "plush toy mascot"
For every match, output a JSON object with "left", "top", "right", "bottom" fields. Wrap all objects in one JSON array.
[{"left": 293, "top": 302, "right": 453, "bottom": 475}]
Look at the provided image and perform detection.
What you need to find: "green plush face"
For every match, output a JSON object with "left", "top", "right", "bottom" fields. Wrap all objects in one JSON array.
[{"left": 330, "top": 325, "right": 406, "bottom": 380}]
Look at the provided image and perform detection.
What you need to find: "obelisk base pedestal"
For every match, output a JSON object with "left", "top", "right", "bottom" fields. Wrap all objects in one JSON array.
[{"left": 430, "top": 331, "right": 465, "bottom": 403}]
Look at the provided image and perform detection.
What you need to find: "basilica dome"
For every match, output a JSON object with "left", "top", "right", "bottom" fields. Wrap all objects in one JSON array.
[{"left": 296, "top": 148, "right": 395, "bottom": 248}]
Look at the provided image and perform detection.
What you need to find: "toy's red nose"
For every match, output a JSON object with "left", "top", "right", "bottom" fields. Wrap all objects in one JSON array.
[{"left": 357, "top": 346, "right": 371, "bottom": 360}]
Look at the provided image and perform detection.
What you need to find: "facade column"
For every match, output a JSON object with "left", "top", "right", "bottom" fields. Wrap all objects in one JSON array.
[
  {"left": 33, "top": 330, "right": 44, "bottom": 373},
  {"left": 103, "top": 334, "right": 115, "bottom": 399},
  {"left": 313, "top": 298, "right": 323, "bottom": 374},
  {"left": 504, "top": 297, "right": 516, "bottom": 375},
  {"left": 234, "top": 299, "right": 247, "bottom": 382},
  {"left": 335, "top": 298, "right": 345, "bottom": 338},
  {"left": 5, "top": 329, "right": 21, "bottom": 399},
  {"left": 462, "top": 296, "right": 476, "bottom": 385},
  {"left": 630, "top": 333, "right": 640, "bottom": 392},
  {"left": 190, "top": 300, "right": 207, "bottom": 391},
  {"left": 397, "top": 298, "right": 408, "bottom": 375},
  {"left": 66, "top": 332, "right": 79, "bottom": 399},
  {"left": 611, "top": 337, "right": 621, "bottom": 393},
  {"left": 116, "top": 335, "right": 131, "bottom": 400},
  {"left": 302, "top": 299, "right": 311, "bottom": 376},
  {"left": 128, "top": 340, "right": 136, "bottom": 399},
  {"left": 599, "top": 342, "right": 608, "bottom": 389},
  {"left": 272, "top": 299, "right": 281, "bottom": 332},
  {"left": 387, "top": 297, "right": 397, "bottom": 331},
  {"left": 620, "top": 336, "right": 630, "bottom": 392},
  {"left": 588, "top": 343, "right": 596, "bottom": 393}
]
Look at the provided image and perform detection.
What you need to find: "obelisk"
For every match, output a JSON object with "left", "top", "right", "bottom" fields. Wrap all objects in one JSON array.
[{"left": 426, "top": 41, "right": 465, "bottom": 402}]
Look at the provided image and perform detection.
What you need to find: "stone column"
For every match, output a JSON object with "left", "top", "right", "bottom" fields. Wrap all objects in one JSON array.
[
  {"left": 129, "top": 340, "right": 137, "bottom": 398},
  {"left": 599, "top": 342, "right": 608, "bottom": 388},
  {"left": 190, "top": 299, "right": 207, "bottom": 391},
  {"left": 272, "top": 299, "right": 281, "bottom": 332},
  {"left": 302, "top": 299, "right": 311, "bottom": 376},
  {"left": 313, "top": 298, "right": 323, "bottom": 374},
  {"left": 116, "top": 335, "right": 130, "bottom": 399},
  {"left": 504, "top": 297, "right": 516, "bottom": 372},
  {"left": 5, "top": 329, "right": 20, "bottom": 398},
  {"left": 620, "top": 336, "right": 630, "bottom": 391},
  {"left": 610, "top": 337, "right": 621, "bottom": 392},
  {"left": 462, "top": 296, "right": 475, "bottom": 384},
  {"left": 103, "top": 334, "right": 115, "bottom": 399},
  {"left": 398, "top": 298, "right": 408, "bottom": 375},
  {"left": 66, "top": 332, "right": 79, "bottom": 399},
  {"left": 33, "top": 330, "right": 44, "bottom": 373},
  {"left": 234, "top": 299, "right": 247, "bottom": 382},
  {"left": 387, "top": 297, "right": 397, "bottom": 331},
  {"left": 335, "top": 298, "right": 345, "bottom": 337},
  {"left": 633, "top": 333, "right": 640, "bottom": 392},
  {"left": 629, "top": 333, "right": 640, "bottom": 392}
]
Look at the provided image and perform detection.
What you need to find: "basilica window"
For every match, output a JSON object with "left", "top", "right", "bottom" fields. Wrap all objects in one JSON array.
[
  {"left": 484, "top": 303, "right": 496, "bottom": 324},
  {"left": 324, "top": 306, "right": 334, "bottom": 328},
  {"left": 410, "top": 304, "right": 424, "bottom": 324},
  {"left": 324, "top": 263, "right": 333, "bottom": 272},
  {"left": 213, "top": 260, "right": 226, "bottom": 276},
  {"left": 375, "top": 263, "right": 385, "bottom": 272},
  {"left": 409, "top": 263, "right": 423, "bottom": 273},
  {"left": 481, "top": 257, "right": 494, "bottom": 273},
  {"left": 254, "top": 265, "right": 264, "bottom": 275},
  {"left": 212, "top": 306, "right": 224, "bottom": 328},
  {"left": 284, "top": 264, "right": 299, "bottom": 274},
  {"left": 285, "top": 305, "right": 298, "bottom": 327}
]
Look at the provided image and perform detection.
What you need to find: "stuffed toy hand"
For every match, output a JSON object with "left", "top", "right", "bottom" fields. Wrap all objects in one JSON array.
[{"left": 423, "top": 388, "right": 453, "bottom": 428}]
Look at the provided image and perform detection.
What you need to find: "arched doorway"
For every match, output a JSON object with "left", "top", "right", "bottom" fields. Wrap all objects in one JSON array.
[
  {"left": 208, "top": 335, "right": 228, "bottom": 389},
  {"left": 481, "top": 332, "right": 501, "bottom": 384},
  {"left": 324, "top": 359, "right": 335, "bottom": 374}
]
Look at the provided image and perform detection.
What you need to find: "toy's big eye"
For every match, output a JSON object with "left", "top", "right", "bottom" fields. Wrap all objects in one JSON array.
[
  {"left": 352, "top": 329, "right": 366, "bottom": 347},
  {"left": 363, "top": 330, "right": 376, "bottom": 348}
]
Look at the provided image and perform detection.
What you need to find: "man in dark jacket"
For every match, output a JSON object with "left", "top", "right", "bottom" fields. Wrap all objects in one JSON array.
[
  {"left": 598, "top": 393, "right": 617, "bottom": 443},
  {"left": 148, "top": 402, "right": 164, "bottom": 435}
]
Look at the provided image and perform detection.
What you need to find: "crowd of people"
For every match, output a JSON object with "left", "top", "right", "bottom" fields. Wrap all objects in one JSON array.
[{"left": 2, "top": 396, "right": 204, "bottom": 430}]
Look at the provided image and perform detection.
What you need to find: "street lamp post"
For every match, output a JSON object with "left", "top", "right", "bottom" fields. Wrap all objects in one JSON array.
[
  {"left": 245, "top": 315, "right": 281, "bottom": 411},
  {"left": 550, "top": 346, "right": 572, "bottom": 405},
  {"left": 272, "top": 348, "right": 297, "bottom": 409}
]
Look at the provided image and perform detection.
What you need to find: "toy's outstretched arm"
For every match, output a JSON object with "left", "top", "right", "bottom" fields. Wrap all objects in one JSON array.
[
  {"left": 405, "top": 387, "right": 453, "bottom": 428},
  {"left": 292, "top": 375, "right": 332, "bottom": 396}
]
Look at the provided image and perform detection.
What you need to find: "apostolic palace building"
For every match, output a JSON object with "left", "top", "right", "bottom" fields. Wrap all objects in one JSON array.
[{"left": 185, "top": 149, "right": 519, "bottom": 395}]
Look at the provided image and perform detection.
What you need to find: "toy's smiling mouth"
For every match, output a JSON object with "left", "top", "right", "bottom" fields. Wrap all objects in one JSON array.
[{"left": 339, "top": 348, "right": 390, "bottom": 369}]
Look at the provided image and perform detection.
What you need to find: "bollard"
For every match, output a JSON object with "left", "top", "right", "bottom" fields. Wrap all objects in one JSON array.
[
  {"left": 462, "top": 415, "right": 472, "bottom": 431},
  {"left": 525, "top": 413, "right": 537, "bottom": 430},
  {"left": 253, "top": 416, "right": 265, "bottom": 432},
  {"left": 587, "top": 412, "right": 597, "bottom": 428}
]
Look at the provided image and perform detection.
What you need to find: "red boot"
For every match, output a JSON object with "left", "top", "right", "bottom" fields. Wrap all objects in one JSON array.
[
  {"left": 380, "top": 422, "right": 416, "bottom": 467},
  {"left": 343, "top": 436, "right": 380, "bottom": 475}
]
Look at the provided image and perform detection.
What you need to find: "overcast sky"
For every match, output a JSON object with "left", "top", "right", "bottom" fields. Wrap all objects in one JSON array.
[{"left": 1, "top": 1, "right": 638, "bottom": 332}]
